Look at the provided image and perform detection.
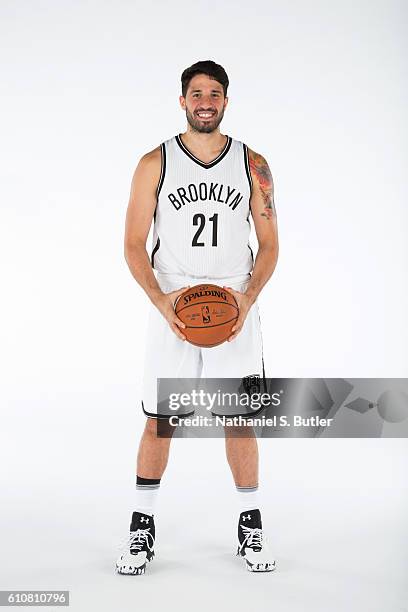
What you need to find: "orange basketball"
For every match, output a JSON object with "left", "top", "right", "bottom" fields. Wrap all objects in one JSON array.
[{"left": 174, "top": 284, "right": 239, "bottom": 347}]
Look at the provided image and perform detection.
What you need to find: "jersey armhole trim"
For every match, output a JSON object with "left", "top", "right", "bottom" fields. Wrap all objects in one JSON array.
[
  {"left": 156, "top": 142, "right": 166, "bottom": 198},
  {"left": 152, "top": 143, "right": 165, "bottom": 265},
  {"left": 243, "top": 143, "right": 253, "bottom": 194},
  {"left": 151, "top": 236, "right": 160, "bottom": 268},
  {"left": 154, "top": 142, "right": 166, "bottom": 223}
]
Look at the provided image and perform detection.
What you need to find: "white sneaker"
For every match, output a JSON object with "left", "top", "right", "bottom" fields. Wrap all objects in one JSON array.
[
  {"left": 237, "top": 509, "right": 276, "bottom": 572},
  {"left": 116, "top": 512, "right": 155, "bottom": 575}
]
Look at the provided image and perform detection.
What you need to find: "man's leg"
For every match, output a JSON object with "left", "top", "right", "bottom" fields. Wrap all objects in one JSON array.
[
  {"left": 201, "top": 278, "right": 274, "bottom": 571},
  {"left": 224, "top": 425, "right": 261, "bottom": 512},
  {"left": 224, "top": 425, "right": 276, "bottom": 572},
  {"left": 117, "top": 277, "right": 201, "bottom": 575},
  {"left": 137, "top": 417, "right": 175, "bottom": 479},
  {"left": 116, "top": 418, "right": 175, "bottom": 575},
  {"left": 224, "top": 425, "right": 258, "bottom": 488},
  {"left": 132, "top": 417, "right": 176, "bottom": 516}
]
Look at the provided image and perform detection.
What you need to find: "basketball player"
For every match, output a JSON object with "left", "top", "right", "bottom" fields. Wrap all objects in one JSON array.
[{"left": 116, "top": 61, "right": 279, "bottom": 574}]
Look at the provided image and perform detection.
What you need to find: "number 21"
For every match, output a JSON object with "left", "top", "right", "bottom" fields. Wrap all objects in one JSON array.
[{"left": 192, "top": 213, "right": 218, "bottom": 247}]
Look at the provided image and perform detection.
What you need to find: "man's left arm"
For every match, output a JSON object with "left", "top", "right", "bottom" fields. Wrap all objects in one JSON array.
[{"left": 224, "top": 148, "right": 279, "bottom": 341}]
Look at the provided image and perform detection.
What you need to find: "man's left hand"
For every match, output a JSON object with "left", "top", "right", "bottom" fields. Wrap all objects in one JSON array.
[{"left": 223, "top": 286, "right": 255, "bottom": 341}]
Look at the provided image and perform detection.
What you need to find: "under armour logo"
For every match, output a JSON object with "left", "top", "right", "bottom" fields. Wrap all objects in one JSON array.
[
  {"left": 242, "top": 514, "right": 251, "bottom": 522},
  {"left": 140, "top": 517, "right": 149, "bottom": 524}
]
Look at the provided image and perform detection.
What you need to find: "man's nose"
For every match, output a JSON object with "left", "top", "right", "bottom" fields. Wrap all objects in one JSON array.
[{"left": 200, "top": 96, "right": 214, "bottom": 107}]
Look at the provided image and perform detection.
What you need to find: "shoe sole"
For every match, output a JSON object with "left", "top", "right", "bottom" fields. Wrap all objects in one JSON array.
[
  {"left": 116, "top": 552, "right": 155, "bottom": 575},
  {"left": 246, "top": 562, "right": 276, "bottom": 572},
  {"left": 116, "top": 565, "right": 146, "bottom": 575},
  {"left": 236, "top": 548, "right": 276, "bottom": 572}
]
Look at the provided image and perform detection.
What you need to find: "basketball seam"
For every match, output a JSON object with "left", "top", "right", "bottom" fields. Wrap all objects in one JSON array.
[
  {"left": 176, "top": 300, "right": 238, "bottom": 316},
  {"left": 183, "top": 316, "right": 238, "bottom": 330}
]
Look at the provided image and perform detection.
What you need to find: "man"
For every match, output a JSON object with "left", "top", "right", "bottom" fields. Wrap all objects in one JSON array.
[{"left": 117, "top": 60, "right": 279, "bottom": 575}]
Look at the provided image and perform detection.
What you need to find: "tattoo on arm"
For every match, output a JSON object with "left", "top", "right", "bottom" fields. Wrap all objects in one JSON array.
[{"left": 249, "top": 151, "right": 276, "bottom": 219}]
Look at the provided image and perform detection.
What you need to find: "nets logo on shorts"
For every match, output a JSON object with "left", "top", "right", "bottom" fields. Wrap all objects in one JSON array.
[{"left": 242, "top": 374, "right": 261, "bottom": 395}]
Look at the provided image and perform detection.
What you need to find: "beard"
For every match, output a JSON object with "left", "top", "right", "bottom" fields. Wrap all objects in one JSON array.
[{"left": 185, "top": 107, "right": 225, "bottom": 133}]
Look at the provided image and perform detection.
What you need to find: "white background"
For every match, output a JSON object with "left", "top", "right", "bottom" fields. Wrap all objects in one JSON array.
[{"left": 0, "top": 1, "right": 407, "bottom": 610}]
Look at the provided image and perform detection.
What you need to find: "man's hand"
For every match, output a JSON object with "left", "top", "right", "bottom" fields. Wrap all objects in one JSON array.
[
  {"left": 223, "top": 286, "right": 255, "bottom": 341},
  {"left": 153, "top": 286, "right": 190, "bottom": 341}
]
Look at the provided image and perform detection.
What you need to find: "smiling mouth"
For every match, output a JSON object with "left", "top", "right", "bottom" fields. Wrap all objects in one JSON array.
[{"left": 196, "top": 111, "right": 216, "bottom": 120}]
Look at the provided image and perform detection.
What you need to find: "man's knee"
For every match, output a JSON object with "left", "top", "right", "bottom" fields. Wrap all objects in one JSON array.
[
  {"left": 223, "top": 424, "right": 255, "bottom": 438},
  {"left": 145, "top": 416, "right": 175, "bottom": 438},
  {"left": 145, "top": 417, "right": 158, "bottom": 435}
]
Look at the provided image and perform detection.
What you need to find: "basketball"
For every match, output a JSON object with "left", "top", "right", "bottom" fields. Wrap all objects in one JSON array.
[{"left": 174, "top": 284, "right": 239, "bottom": 347}]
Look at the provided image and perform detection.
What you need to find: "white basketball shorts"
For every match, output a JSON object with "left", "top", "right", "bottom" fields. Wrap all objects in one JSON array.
[{"left": 140, "top": 272, "right": 266, "bottom": 419}]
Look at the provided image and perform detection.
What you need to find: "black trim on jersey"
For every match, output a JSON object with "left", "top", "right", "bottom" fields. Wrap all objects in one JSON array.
[
  {"left": 175, "top": 134, "right": 232, "bottom": 169},
  {"left": 246, "top": 208, "right": 254, "bottom": 264},
  {"left": 151, "top": 236, "right": 160, "bottom": 268},
  {"left": 153, "top": 143, "right": 166, "bottom": 222},
  {"left": 243, "top": 143, "right": 253, "bottom": 192},
  {"left": 245, "top": 145, "right": 254, "bottom": 267},
  {"left": 156, "top": 143, "right": 166, "bottom": 197}
]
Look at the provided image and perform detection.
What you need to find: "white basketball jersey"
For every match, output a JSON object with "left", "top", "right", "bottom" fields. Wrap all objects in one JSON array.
[{"left": 151, "top": 134, "right": 254, "bottom": 278}]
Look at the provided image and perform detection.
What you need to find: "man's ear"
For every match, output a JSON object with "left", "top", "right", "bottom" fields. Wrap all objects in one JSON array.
[
  {"left": 224, "top": 96, "right": 229, "bottom": 109},
  {"left": 179, "top": 95, "right": 186, "bottom": 110}
]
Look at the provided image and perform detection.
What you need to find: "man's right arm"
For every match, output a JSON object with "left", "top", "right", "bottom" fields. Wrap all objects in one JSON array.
[{"left": 124, "top": 148, "right": 188, "bottom": 340}]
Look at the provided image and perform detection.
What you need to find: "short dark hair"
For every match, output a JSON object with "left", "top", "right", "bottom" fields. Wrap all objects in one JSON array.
[{"left": 181, "top": 60, "right": 229, "bottom": 98}]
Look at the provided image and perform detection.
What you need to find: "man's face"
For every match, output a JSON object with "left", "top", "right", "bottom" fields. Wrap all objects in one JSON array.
[{"left": 180, "top": 74, "right": 228, "bottom": 133}]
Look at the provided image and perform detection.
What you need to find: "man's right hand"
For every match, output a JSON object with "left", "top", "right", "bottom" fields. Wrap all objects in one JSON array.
[{"left": 153, "top": 286, "right": 190, "bottom": 341}]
